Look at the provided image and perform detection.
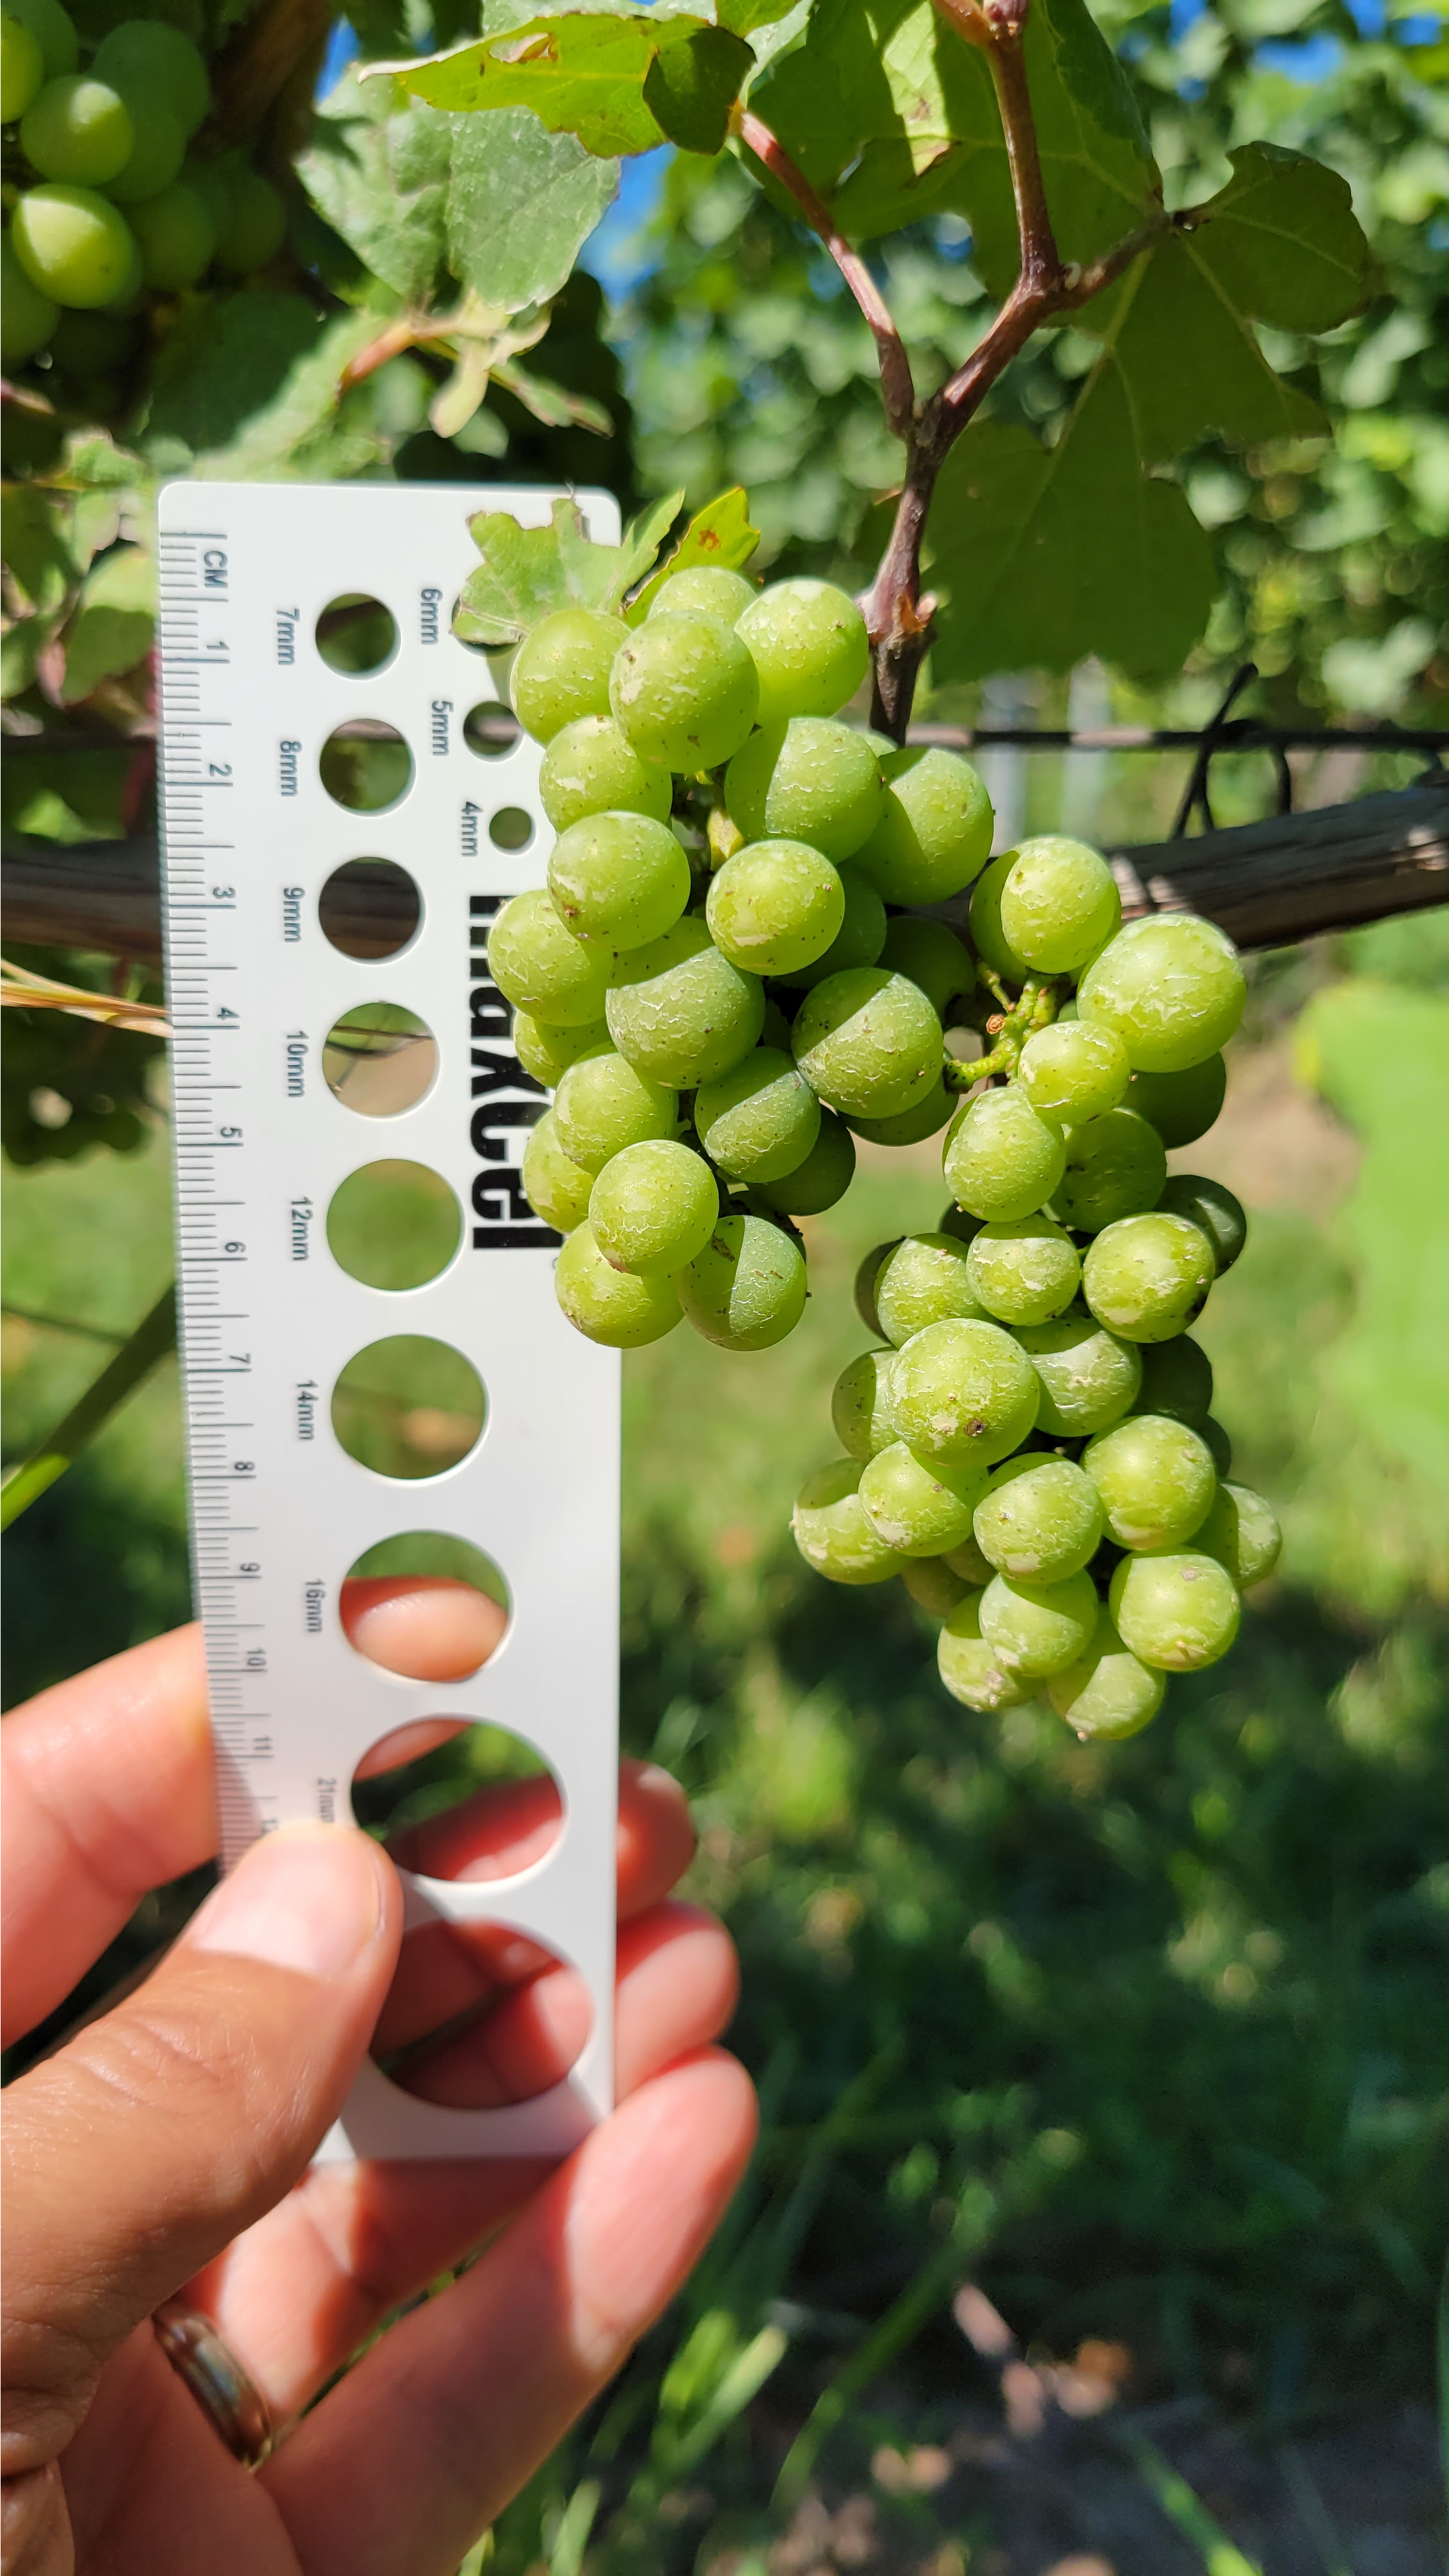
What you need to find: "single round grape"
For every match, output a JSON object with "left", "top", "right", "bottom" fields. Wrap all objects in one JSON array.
[
  {"left": 1128, "top": 1053, "right": 1227, "bottom": 1147},
  {"left": 183, "top": 153, "right": 236, "bottom": 238},
  {"left": 938, "top": 1591, "right": 1038, "bottom": 1710},
  {"left": 512, "top": 608, "right": 627, "bottom": 742},
  {"left": 943, "top": 1529, "right": 994, "bottom": 1587},
  {"left": 11, "top": 182, "right": 134, "bottom": 306},
  {"left": 1109, "top": 1550, "right": 1241, "bottom": 1671},
  {"left": 903, "top": 1556, "right": 970, "bottom": 1618},
  {"left": 792, "top": 967, "right": 942, "bottom": 1121},
  {"left": 968, "top": 853, "right": 1033, "bottom": 985},
  {"left": 979, "top": 1567, "right": 1099, "bottom": 1678},
  {"left": 521, "top": 1108, "right": 593, "bottom": 1234},
  {"left": 1200, "top": 1416, "right": 1232, "bottom": 1477},
  {"left": 878, "top": 916, "right": 974, "bottom": 1021},
  {"left": 1158, "top": 1172, "right": 1246, "bottom": 1275},
  {"left": 5, "top": 0, "right": 75, "bottom": 80},
  {"left": 778, "top": 867, "right": 886, "bottom": 990},
  {"left": 21, "top": 74, "right": 133, "bottom": 185},
  {"left": 93, "top": 20, "right": 209, "bottom": 134},
  {"left": 1016, "top": 1314, "right": 1142, "bottom": 1438},
  {"left": 793, "top": 1458, "right": 907, "bottom": 1585},
  {"left": 2, "top": 11, "right": 45, "bottom": 121},
  {"left": 487, "top": 887, "right": 610, "bottom": 1027},
  {"left": 105, "top": 98, "right": 185, "bottom": 203},
  {"left": 553, "top": 1047, "right": 677, "bottom": 1174},
  {"left": 605, "top": 915, "right": 764, "bottom": 1088},
  {"left": 854, "top": 1239, "right": 898, "bottom": 1337},
  {"left": 724, "top": 717, "right": 883, "bottom": 863},
  {"left": 555, "top": 1220, "right": 681, "bottom": 1348},
  {"left": 695, "top": 1045, "right": 820, "bottom": 1183},
  {"left": 756, "top": 1109, "right": 855, "bottom": 1214},
  {"left": 128, "top": 179, "right": 214, "bottom": 289},
  {"left": 1193, "top": 1481, "right": 1282, "bottom": 1590},
  {"left": 648, "top": 564, "right": 756, "bottom": 623},
  {"left": 848, "top": 1077, "right": 954, "bottom": 1147},
  {"left": 212, "top": 171, "right": 286, "bottom": 274},
  {"left": 706, "top": 836, "right": 845, "bottom": 978},
  {"left": 859, "top": 1440, "right": 986, "bottom": 1557},
  {"left": 997, "top": 834, "right": 1122, "bottom": 976},
  {"left": 548, "top": 810, "right": 690, "bottom": 952},
  {"left": 966, "top": 1214, "right": 1080, "bottom": 1325},
  {"left": 737, "top": 578, "right": 868, "bottom": 726},
  {"left": 539, "top": 714, "right": 670, "bottom": 834},
  {"left": 1135, "top": 1333, "right": 1213, "bottom": 1425},
  {"left": 1078, "top": 914, "right": 1246, "bottom": 1072},
  {"left": 511, "top": 1010, "right": 609, "bottom": 1089},
  {"left": 588, "top": 1137, "right": 718, "bottom": 1276},
  {"left": 887, "top": 1316, "right": 1039, "bottom": 1468},
  {"left": 680, "top": 1211, "right": 807, "bottom": 1350},
  {"left": 1083, "top": 1413, "right": 1216, "bottom": 1551},
  {"left": 1082, "top": 1213, "right": 1215, "bottom": 1344},
  {"left": 1046, "top": 1609, "right": 1165, "bottom": 1740},
  {"left": 1051, "top": 1107, "right": 1166, "bottom": 1234},
  {"left": 832, "top": 1347, "right": 898, "bottom": 1460},
  {"left": 1018, "top": 1019, "right": 1130, "bottom": 1124},
  {"left": 974, "top": 1457, "right": 1103, "bottom": 1584},
  {"left": 610, "top": 610, "right": 758, "bottom": 771},
  {"left": 0, "top": 231, "right": 57, "bottom": 364},
  {"left": 943, "top": 1085, "right": 1065, "bottom": 1223},
  {"left": 853, "top": 745, "right": 993, "bottom": 905}
]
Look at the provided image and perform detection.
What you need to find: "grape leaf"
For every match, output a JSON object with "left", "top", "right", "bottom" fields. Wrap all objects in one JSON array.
[
  {"left": 1186, "top": 141, "right": 1372, "bottom": 337},
  {"left": 626, "top": 486, "right": 761, "bottom": 620},
  {"left": 445, "top": 103, "right": 619, "bottom": 307},
  {"left": 298, "top": 70, "right": 453, "bottom": 309},
  {"left": 642, "top": 24, "right": 755, "bottom": 151},
  {"left": 457, "top": 490, "right": 684, "bottom": 643},
  {"left": 376, "top": 12, "right": 751, "bottom": 159},
  {"left": 59, "top": 545, "right": 155, "bottom": 706},
  {"left": 1, "top": 488, "right": 77, "bottom": 614},
  {"left": 716, "top": 0, "right": 801, "bottom": 32}
]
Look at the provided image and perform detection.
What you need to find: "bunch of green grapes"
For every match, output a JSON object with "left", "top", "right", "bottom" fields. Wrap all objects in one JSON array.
[
  {"left": 1, "top": 0, "right": 285, "bottom": 378},
  {"left": 487, "top": 565, "right": 994, "bottom": 1355}
]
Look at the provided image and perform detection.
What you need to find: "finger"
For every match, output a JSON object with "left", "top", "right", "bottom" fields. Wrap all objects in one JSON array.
[
  {"left": 0, "top": 1624, "right": 216, "bottom": 2046},
  {"left": 264, "top": 2050, "right": 757, "bottom": 2576},
  {"left": 2, "top": 1824, "right": 399, "bottom": 2476},
  {"left": 340, "top": 1577, "right": 507, "bottom": 1682}
]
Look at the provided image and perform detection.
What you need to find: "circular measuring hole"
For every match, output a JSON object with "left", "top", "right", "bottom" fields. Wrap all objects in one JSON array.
[
  {"left": 315, "top": 592, "right": 399, "bottom": 677},
  {"left": 332, "top": 1335, "right": 485, "bottom": 1481},
  {"left": 318, "top": 857, "right": 422, "bottom": 962},
  {"left": 489, "top": 806, "right": 533, "bottom": 852},
  {"left": 463, "top": 702, "right": 523, "bottom": 759},
  {"left": 326, "top": 1160, "right": 462, "bottom": 1291},
  {"left": 319, "top": 719, "right": 413, "bottom": 813},
  {"left": 323, "top": 1002, "right": 436, "bottom": 1117},
  {"left": 369, "top": 1917, "right": 592, "bottom": 2110},
  {"left": 351, "top": 1717, "right": 562, "bottom": 1867},
  {"left": 341, "top": 1533, "right": 511, "bottom": 1682}
]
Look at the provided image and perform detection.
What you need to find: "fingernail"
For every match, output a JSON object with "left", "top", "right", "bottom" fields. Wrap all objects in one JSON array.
[
  {"left": 635, "top": 1763, "right": 682, "bottom": 1798},
  {"left": 187, "top": 1825, "right": 386, "bottom": 1981}
]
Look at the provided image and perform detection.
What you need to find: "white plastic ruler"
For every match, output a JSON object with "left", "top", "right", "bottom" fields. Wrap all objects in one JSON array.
[{"left": 156, "top": 480, "right": 621, "bottom": 2160}]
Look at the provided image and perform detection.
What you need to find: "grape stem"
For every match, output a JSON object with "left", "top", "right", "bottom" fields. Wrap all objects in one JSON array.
[{"left": 943, "top": 974, "right": 1061, "bottom": 1089}]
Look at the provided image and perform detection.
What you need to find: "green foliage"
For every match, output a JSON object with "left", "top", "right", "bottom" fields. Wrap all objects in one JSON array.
[
  {"left": 625, "top": 482, "right": 760, "bottom": 619},
  {"left": 456, "top": 487, "right": 681, "bottom": 642},
  {"left": 384, "top": 13, "right": 754, "bottom": 159}
]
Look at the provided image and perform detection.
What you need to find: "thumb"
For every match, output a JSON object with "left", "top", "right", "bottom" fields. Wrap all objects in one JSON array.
[{"left": 2, "top": 1825, "right": 399, "bottom": 2471}]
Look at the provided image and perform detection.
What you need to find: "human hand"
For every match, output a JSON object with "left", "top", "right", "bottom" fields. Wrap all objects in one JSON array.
[{"left": 2, "top": 1588, "right": 755, "bottom": 2575}]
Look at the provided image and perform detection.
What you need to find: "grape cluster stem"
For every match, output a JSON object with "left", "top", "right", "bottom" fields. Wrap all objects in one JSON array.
[{"left": 943, "top": 974, "right": 1062, "bottom": 1091}]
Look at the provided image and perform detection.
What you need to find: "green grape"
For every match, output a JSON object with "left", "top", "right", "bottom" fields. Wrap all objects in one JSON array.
[
  {"left": 11, "top": 182, "right": 133, "bottom": 305},
  {"left": 1046, "top": 1609, "right": 1165, "bottom": 1740},
  {"left": 610, "top": 611, "right": 758, "bottom": 771},
  {"left": 1082, "top": 1213, "right": 1215, "bottom": 1344},
  {"left": 756, "top": 1109, "right": 855, "bottom": 1214},
  {"left": 1016, "top": 1313, "right": 1142, "bottom": 1438},
  {"left": 487, "top": 887, "right": 610, "bottom": 1027},
  {"left": 847, "top": 1078, "right": 954, "bottom": 1147},
  {"left": 1018, "top": 1019, "right": 1130, "bottom": 1124},
  {"left": 521, "top": 1108, "right": 593, "bottom": 1234},
  {"left": 1050, "top": 1107, "right": 1166, "bottom": 1234},
  {"left": 793, "top": 1458, "right": 907, "bottom": 1585},
  {"left": 648, "top": 564, "right": 756, "bottom": 623},
  {"left": 778, "top": 867, "right": 886, "bottom": 990},
  {"left": 513, "top": 608, "right": 628, "bottom": 743},
  {"left": 938, "top": 1592, "right": 1038, "bottom": 1711},
  {"left": 997, "top": 834, "right": 1122, "bottom": 976},
  {"left": 3, "top": 10, "right": 45, "bottom": 120},
  {"left": 859, "top": 1441, "right": 986, "bottom": 1557},
  {"left": 706, "top": 837, "right": 844, "bottom": 977},
  {"left": 853, "top": 745, "right": 993, "bottom": 905},
  {"left": 510, "top": 1009, "right": 608, "bottom": 1089},
  {"left": 979, "top": 1567, "right": 1100, "bottom": 1678},
  {"left": 968, "top": 853, "right": 1033, "bottom": 985},
  {"left": 974, "top": 1457, "right": 1104, "bottom": 1584},
  {"left": 1201, "top": 1416, "right": 1232, "bottom": 1476},
  {"left": 20, "top": 73, "right": 131, "bottom": 185},
  {"left": 887, "top": 1317, "right": 1039, "bottom": 1467},
  {"left": 1108, "top": 1550, "right": 1241, "bottom": 1671},
  {"left": 724, "top": 717, "right": 883, "bottom": 863},
  {"left": 606, "top": 915, "right": 764, "bottom": 1087},
  {"left": 555, "top": 1220, "right": 681, "bottom": 1348},
  {"left": 92, "top": 20, "right": 209, "bottom": 134},
  {"left": 588, "top": 1137, "right": 718, "bottom": 1276},
  {"left": 942, "top": 1085, "right": 1065, "bottom": 1223},
  {"left": 854, "top": 1238, "right": 898, "bottom": 1337},
  {"left": 966, "top": 1214, "right": 1080, "bottom": 1326},
  {"left": 1078, "top": 914, "right": 1246, "bottom": 1071},
  {"left": 1193, "top": 1481, "right": 1282, "bottom": 1590},
  {"left": 548, "top": 811, "right": 690, "bottom": 951},
  {"left": 680, "top": 1211, "right": 807, "bottom": 1350},
  {"left": 1127, "top": 1054, "right": 1227, "bottom": 1147},
  {"left": 694, "top": 1045, "right": 820, "bottom": 1183},
  {"left": 1135, "top": 1333, "right": 1212, "bottom": 1425},
  {"left": 1158, "top": 1173, "right": 1246, "bottom": 1274},
  {"left": 0, "top": 232, "right": 57, "bottom": 363},
  {"left": 1082, "top": 1413, "right": 1216, "bottom": 1550},
  {"left": 902, "top": 1557, "right": 970, "bottom": 1618},
  {"left": 737, "top": 578, "right": 869, "bottom": 726},
  {"left": 5, "top": 0, "right": 75, "bottom": 80},
  {"left": 553, "top": 1047, "right": 677, "bottom": 1174},
  {"left": 792, "top": 968, "right": 942, "bottom": 1121},
  {"left": 943, "top": 1529, "right": 993, "bottom": 1586},
  {"left": 212, "top": 171, "right": 286, "bottom": 274},
  {"left": 128, "top": 178, "right": 213, "bottom": 288},
  {"left": 104, "top": 98, "right": 185, "bottom": 202},
  {"left": 183, "top": 154, "right": 234, "bottom": 237},
  {"left": 539, "top": 714, "right": 670, "bottom": 834},
  {"left": 831, "top": 1347, "right": 898, "bottom": 1460},
  {"left": 878, "top": 916, "right": 974, "bottom": 1020}
]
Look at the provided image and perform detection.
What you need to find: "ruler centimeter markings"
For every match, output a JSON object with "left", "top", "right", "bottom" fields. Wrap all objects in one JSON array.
[{"left": 157, "top": 483, "right": 622, "bottom": 2160}]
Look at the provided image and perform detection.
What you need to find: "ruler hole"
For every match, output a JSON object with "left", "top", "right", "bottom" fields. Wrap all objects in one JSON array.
[
  {"left": 316, "top": 592, "right": 399, "bottom": 677},
  {"left": 327, "top": 1160, "right": 461, "bottom": 1291},
  {"left": 320, "top": 719, "right": 414, "bottom": 813},
  {"left": 319, "top": 857, "right": 422, "bottom": 962},
  {"left": 323, "top": 1002, "right": 436, "bottom": 1117},
  {"left": 352, "top": 1718, "right": 562, "bottom": 1866},
  {"left": 342, "top": 1536, "right": 510, "bottom": 1682},
  {"left": 371, "top": 1920, "right": 590, "bottom": 2110},
  {"left": 463, "top": 702, "right": 523, "bottom": 760},
  {"left": 332, "top": 1334, "right": 485, "bottom": 1480},
  {"left": 489, "top": 806, "right": 534, "bottom": 853}
]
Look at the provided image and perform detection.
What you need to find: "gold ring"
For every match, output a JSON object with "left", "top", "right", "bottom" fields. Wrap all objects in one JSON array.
[{"left": 153, "top": 2301, "right": 274, "bottom": 2471}]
